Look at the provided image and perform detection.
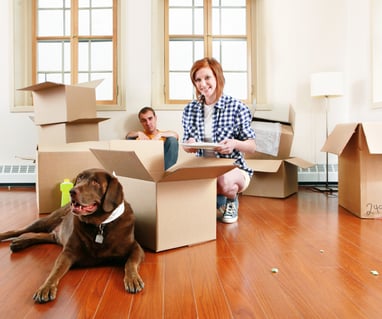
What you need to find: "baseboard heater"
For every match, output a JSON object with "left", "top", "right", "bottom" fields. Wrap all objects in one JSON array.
[
  {"left": 0, "top": 163, "right": 338, "bottom": 185},
  {"left": 0, "top": 164, "right": 36, "bottom": 185}
]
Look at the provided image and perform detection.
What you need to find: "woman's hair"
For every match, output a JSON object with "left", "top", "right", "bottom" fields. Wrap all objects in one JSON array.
[{"left": 190, "top": 57, "right": 225, "bottom": 102}]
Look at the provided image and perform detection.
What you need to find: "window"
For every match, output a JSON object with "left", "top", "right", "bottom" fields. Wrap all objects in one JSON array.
[
  {"left": 13, "top": 0, "right": 119, "bottom": 109},
  {"left": 165, "top": 0, "right": 253, "bottom": 105}
]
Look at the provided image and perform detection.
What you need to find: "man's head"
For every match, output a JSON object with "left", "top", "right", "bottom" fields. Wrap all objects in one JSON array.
[{"left": 138, "top": 107, "right": 157, "bottom": 135}]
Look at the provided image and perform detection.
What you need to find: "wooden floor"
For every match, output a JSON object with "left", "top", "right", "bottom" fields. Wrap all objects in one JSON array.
[{"left": 1, "top": 187, "right": 382, "bottom": 319}]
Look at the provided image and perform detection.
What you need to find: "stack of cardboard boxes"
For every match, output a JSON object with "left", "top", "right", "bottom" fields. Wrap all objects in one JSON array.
[
  {"left": 243, "top": 104, "right": 314, "bottom": 198},
  {"left": 21, "top": 80, "right": 108, "bottom": 146},
  {"left": 24, "top": 81, "right": 236, "bottom": 251}
]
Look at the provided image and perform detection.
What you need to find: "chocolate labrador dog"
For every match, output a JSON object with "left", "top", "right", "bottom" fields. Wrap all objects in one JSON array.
[{"left": 0, "top": 168, "right": 145, "bottom": 303}]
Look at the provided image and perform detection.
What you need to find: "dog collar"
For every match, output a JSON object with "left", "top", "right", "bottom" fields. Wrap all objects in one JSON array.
[{"left": 101, "top": 201, "right": 125, "bottom": 225}]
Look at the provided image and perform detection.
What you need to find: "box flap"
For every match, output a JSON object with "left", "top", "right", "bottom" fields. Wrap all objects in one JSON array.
[
  {"left": 321, "top": 123, "right": 358, "bottom": 155},
  {"left": 108, "top": 140, "right": 164, "bottom": 178},
  {"left": 19, "top": 80, "right": 102, "bottom": 92},
  {"left": 19, "top": 82, "right": 64, "bottom": 92},
  {"left": 246, "top": 159, "right": 283, "bottom": 173},
  {"left": 76, "top": 79, "right": 103, "bottom": 89},
  {"left": 253, "top": 104, "right": 294, "bottom": 126},
  {"left": 38, "top": 141, "right": 108, "bottom": 152},
  {"left": 362, "top": 122, "right": 382, "bottom": 154},
  {"left": 90, "top": 149, "right": 156, "bottom": 182},
  {"left": 161, "top": 157, "right": 235, "bottom": 182},
  {"left": 35, "top": 117, "right": 109, "bottom": 126},
  {"left": 284, "top": 157, "right": 315, "bottom": 169}
]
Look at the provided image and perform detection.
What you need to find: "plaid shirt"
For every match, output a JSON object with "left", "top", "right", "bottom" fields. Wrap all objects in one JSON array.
[{"left": 182, "top": 94, "right": 256, "bottom": 176}]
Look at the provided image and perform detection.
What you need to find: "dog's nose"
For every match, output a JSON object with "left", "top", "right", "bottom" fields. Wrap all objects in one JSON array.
[{"left": 69, "top": 188, "right": 77, "bottom": 197}]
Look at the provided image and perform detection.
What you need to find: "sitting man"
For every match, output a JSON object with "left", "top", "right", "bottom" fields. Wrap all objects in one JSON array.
[{"left": 126, "top": 106, "right": 179, "bottom": 170}]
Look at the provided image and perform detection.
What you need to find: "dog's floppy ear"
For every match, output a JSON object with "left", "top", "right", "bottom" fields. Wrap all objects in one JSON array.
[{"left": 102, "top": 175, "right": 124, "bottom": 212}]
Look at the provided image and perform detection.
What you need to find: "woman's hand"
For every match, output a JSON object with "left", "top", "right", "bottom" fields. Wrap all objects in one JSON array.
[
  {"left": 216, "top": 139, "right": 237, "bottom": 154},
  {"left": 183, "top": 138, "right": 198, "bottom": 153}
]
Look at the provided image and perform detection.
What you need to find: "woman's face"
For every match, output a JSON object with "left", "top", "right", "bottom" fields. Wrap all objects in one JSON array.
[{"left": 194, "top": 67, "right": 217, "bottom": 104}]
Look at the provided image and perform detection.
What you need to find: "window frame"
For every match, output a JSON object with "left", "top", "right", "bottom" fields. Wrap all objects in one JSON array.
[
  {"left": 11, "top": 0, "right": 123, "bottom": 112},
  {"left": 163, "top": 0, "right": 254, "bottom": 106}
]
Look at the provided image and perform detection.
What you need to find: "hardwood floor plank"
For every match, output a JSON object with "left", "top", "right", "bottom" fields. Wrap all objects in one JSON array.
[
  {"left": 187, "top": 243, "right": 233, "bottom": 319},
  {"left": 1, "top": 187, "right": 382, "bottom": 318},
  {"left": 162, "top": 249, "right": 197, "bottom": 319}
]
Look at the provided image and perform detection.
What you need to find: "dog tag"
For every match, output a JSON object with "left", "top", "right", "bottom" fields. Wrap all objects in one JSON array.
[
  {"left": 95, "top": 225, "right": 104, "bottom": 244},
  {"left": 95, "top": 234, "right": 104, "bottom": 244}
]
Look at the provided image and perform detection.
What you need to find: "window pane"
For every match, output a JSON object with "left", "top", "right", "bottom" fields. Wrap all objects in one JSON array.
[
  {"left": 219, "top": 0, "right": 245, "bottom": 6},
  {"left": 92, "top": 73, "right": 113, "bottom": 100},
  {"left": 79, "top": 10, "right": 90, "bottom": 35},
  {"left": 212, "top": 8, "right": 246, "bottom": 35},
  {"left": 38, "top": 73, "right": 64, "bottom": 83},
  {"left": 38, "top": 10, "right": 65, "bottom": 36},
  {"left": 38, "top": 42, "right": 63, "bottom": 71},
  {"left": 91, "top": 41, "right": 113, "bottom": 70},
  {"left": 78, "top": 72, "right": 113, "bottom": 101},
  {"left": 91, "top": 0, "right": 112, "bottom": 7},
  {"left": 169, "top": 73, "right": 193, "bottom": 100},
  {"left": 224, "top": 72, "right": 247, "bottom": 100},
  {"left": 92, "top": 9, "right": 113, "bottom": 35},
  {"left": 169, "top": 0, "right": 192, "bottom": 6},
  {"left": 169, "top": 41, "right": 193, "bottom": 70},
  {"left": 220, "top": 40, "right": 247, "bottom": 71},
  {"left": 78, "top": 42, "right": 89, "bottom": 72},
  {"left": 39, "top": 0, "right": 69, "bottom": 9},
  {"left": 169, "top": 9, "right": 193, "bottom": 34}
]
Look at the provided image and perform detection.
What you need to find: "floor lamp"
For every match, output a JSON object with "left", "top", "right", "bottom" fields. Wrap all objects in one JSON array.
[{"left": 310, "top": 72, "right": 344, "bottom": 192}]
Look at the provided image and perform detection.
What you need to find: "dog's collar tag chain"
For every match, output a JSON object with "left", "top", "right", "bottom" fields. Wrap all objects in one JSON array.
[
  {"left": 95, "top": 224, "right": 105, "bottom": 244},
  {"left": 95, "top": 202, "right": 124, "bottom": 244}
]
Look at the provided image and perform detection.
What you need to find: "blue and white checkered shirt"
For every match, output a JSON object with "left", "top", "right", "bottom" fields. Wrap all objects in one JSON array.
[{"left": 182, "top": 94, "right": 256, "bottom": 176}]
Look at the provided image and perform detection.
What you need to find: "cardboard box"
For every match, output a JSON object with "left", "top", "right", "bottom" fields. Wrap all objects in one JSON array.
[
  {"left": 37, "top": 118, "right": 109, "bottom": 145},
  {"left": 90, "top": 140, "right": 235, "bottom": 252},
  {"left": 20, "top": 80, "right": 102, "bottom": 125},
  {"left": 36, "top": 141, "right": 108, "bottom": 214},
  {"left": 37, "top": 140, "right": 235, "bottom": 252},
  {"left": 249, "top": 104, "right": 295, "bottom": 159},
  {"left": 243, "top": 158, "right": 314, "bottom": 198},
  {"left": 321, "top": 122, "right": 382, "bottom": 218}
]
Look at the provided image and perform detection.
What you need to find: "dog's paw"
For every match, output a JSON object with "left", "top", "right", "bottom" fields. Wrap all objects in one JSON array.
[
  {"left": 33, "top": 285, "right": 58, "bottom": 303},
  {"left": 9, "top": 238, "right": 28, "bottom": 252},
  {"left": 124, "top": 273, "right": 144, "bottom": 293}
]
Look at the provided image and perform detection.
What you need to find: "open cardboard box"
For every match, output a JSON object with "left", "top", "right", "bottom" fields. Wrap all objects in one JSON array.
[
  {"left": 90, "top": 140, "right": 235, "bottom": 252},
  {"left": 20, "top": 80, "right": 102, "bottom": 125},
  {"left": 249, "top": 104, "right": 295, "bottom": 159},
  {"left": 322, "top": 122, "right": 382, "bottom": 218},
  {"left": 243, "top": 158, "right": 314, "bottom": 198},
  {"left": 37, "top": 118, "right": 109, "bottom": 146},
  {"left": 37, "top": 140, "right": 235, "bottom": 252}
]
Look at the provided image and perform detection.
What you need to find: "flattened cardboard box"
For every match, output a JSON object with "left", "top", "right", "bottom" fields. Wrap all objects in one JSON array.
[
  {"left": 249, "top": 104, "right": 295, "bottom": 159},
  {"left": 243, "top": 158, "right": 314, "bottom": 198},
  {"left": 91, "top": 140, "right": 235, "bottom": 252},
  {"left": 322, "top": 122, "right": 382, "bottom": 218},
  {"left": 37, "top": 118, "right": 109, "bottom": 146},
  {"left": 20, "top": 80, "right": 102, "bottom": 125}
]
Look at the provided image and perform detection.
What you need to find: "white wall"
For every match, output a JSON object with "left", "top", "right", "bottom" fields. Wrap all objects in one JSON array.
[{"left": 1, "top": 0, "right": 382, "bottom": 166}]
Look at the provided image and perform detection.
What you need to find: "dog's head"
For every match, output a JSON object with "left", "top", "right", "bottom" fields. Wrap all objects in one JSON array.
[{"left": 70, "top": 168, "right": 124, "bottom": 218}]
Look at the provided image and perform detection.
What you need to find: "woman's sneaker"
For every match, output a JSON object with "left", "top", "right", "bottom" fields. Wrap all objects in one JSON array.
[{"left": 220, "top": 196, "right": 239, "bottom": 223}]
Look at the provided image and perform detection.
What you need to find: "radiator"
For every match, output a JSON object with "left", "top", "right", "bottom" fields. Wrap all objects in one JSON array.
[
  {"left": 298, "top": 163, "right": 338, "bottom": 183},
  {"left": 0, "top": 164, "right": 36, "bottom": 184},
  {"left": 0, "top": 163, "right": 338, "bottom": 184}
]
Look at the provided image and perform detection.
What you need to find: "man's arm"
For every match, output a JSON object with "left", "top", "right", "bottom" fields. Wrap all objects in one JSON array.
[
  {"left": 157, "top": 130, "right": 179, "bottom": 140},
  {"left": 125, "top": 131, "right": 150, "bottom": 140}
]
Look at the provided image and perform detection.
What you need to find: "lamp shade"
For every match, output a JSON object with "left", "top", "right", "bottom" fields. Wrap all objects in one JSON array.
[{"left": 310, "top": 72, "right": 344, "bottom": 97}]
